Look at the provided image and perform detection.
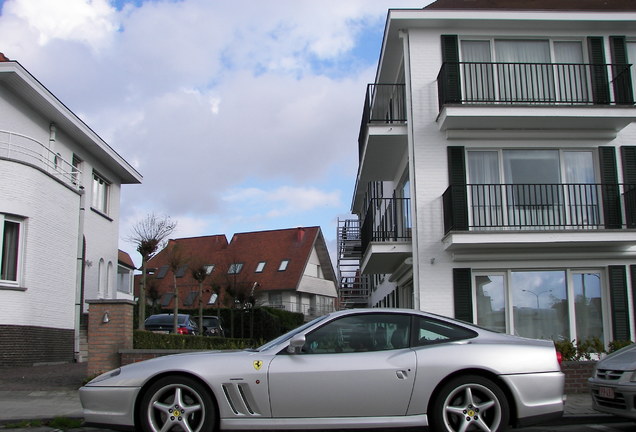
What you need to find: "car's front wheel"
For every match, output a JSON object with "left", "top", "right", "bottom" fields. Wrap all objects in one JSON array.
[
  {"left": 138, "top": 375, "right": 216, "bottom": 432},
  {"left": 431, "top": 375, "right": 510, "bottom": 432}
]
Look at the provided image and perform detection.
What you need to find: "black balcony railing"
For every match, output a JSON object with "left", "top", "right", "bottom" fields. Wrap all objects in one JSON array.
[
  {"left": 437, "top": 62, "right": 634, "bottom": 109},
  {"left": 443, "top": 183, "right": 636, "bottom": 233},
  {"left": 358, "top": 83, "right": 407, "bottom": 161},
  {"left": 361, "top": 198, "right": 412, "bottom": 253}
]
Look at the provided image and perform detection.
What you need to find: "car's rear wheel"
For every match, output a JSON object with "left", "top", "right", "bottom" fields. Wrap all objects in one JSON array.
[
  {"left": 431, "top": 375, "right": 510, "bottom": 432},
  {"left": 138, "top": 375, "right": 216, "bottom": 432}
]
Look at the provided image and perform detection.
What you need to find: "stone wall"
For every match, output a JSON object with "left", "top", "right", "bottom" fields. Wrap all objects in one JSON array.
[{"left": 0, "top": 325, "right": 74, "bottom": 366}]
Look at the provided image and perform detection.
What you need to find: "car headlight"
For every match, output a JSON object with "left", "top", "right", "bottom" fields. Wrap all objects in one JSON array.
[{"left": 88, "top": 368, "right": 121, "bottom": 384}]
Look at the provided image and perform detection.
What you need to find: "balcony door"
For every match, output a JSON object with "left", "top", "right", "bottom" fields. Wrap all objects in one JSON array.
[
  {"left": 467, "top": 149, "right": 598, "bottom": 229},
  {"left": 460, "top": 39, "right": 587, "bottom": 103}
]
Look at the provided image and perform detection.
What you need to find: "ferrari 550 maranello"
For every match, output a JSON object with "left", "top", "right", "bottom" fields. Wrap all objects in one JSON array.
[{"left": 80, "top": 308, "right": 565, "bottom": 432}]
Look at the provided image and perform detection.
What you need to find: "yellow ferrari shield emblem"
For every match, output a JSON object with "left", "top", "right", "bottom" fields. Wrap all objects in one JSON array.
[{"left": 253, "top": 360, "right": 263, "bottom": 370}]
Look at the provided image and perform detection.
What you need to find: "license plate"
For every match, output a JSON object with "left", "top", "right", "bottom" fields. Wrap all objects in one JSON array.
[
  {"left": 599, "top": 386, "right": 615, "bottom": 399},
  {"left": 152, "top": 330, "right": 169, "bottom": 334}
]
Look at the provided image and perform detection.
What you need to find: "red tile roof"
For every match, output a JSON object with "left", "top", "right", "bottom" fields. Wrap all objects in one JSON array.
[
  {"left": 136, "top": 227, "right": 335, "bottom": 309},
  {"left": 118, "top": 249, "right": 136, "bottom": 269},
  {"left": 425, "top": 0, "right": 636, "bottom": 11}
]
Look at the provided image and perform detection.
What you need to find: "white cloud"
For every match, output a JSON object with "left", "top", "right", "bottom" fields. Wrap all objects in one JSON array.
[
  {"left": 3, "top": 0, "right": 118, "bottom": 51},
  {"left": 1, "top": 0, "right": 429, "bottom": 252}
]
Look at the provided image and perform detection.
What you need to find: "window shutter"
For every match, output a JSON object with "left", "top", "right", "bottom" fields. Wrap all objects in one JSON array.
[
  {"left": 588, "top": 37, "right": 610, "bottom": 104},
  {"left": 453, "top": 268, "right": 473, "bottom": 323},
  {"left": 608, "top": 265, "right": 630, "bottom": 341},
  {"left": 599, "top": 147, "right": 622, "bottom": 228},
  {"left": 631, "top": 265, "right": 636, "bottom": 335},
  {"left": 610, "top": 36, "right": 634, "bottom": 105},
  {"left": 447, "top": 146, "right": 468, "bottom": 231},
  {"left": 441, "top": 35, "right": 461, "bottom": 105},
  {"left": 621, "top": 146, "right": 636, "bottom": 227}
]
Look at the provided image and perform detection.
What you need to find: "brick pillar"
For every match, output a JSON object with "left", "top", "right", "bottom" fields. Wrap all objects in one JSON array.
[{"left": 86, "top": 299, "right": 136, "bottom": 377}]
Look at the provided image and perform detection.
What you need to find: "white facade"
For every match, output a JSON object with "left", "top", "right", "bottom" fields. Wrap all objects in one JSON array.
[
  {"left": 352, "top": 8, "right": 636, "bottom": 346},
  {"left": 0, "top": 60, "right": 141, "bottom": 365}
]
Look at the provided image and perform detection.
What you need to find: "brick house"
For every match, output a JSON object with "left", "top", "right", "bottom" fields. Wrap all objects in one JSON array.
[
  {"left": 0, "top": 54, "right": 141, "bottom": 366},
  {"left": 138, "top": 227, "right": 338, "bottom": 321},
  {"left": 340, "top": 0, "right": 636, "bottom": 347}
]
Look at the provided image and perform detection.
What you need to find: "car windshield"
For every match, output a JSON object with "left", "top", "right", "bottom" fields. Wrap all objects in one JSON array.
[
  {"left": 256, "top": 314, "right": 330, "bottom": 352},
  {"left": 203, "top": 317, "right": 218, "bottom": 326},
  {"left": 145, "top": 315, "right": 187, "bottom": 325}
]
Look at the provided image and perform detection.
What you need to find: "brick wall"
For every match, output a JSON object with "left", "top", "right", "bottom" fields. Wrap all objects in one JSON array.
[
  {"left": 86, "top": 299, "right": 135, "bottom": 376},
  {"left": 562, "top": 360, "right": 596, "bottom": 394},
  {"left": 0, "top": 325, "right": 74, "bottom": 366}
]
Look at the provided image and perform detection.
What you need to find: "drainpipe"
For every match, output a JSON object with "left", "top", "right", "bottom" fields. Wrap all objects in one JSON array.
[
  {"left": 74, "top": 185, "right": 86, "bottom": 362},
  {"left": 398, "top": 29, "right": 420, "bottom": 310}
]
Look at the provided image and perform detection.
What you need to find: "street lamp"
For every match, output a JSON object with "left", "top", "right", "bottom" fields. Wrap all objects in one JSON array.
[{"left": 522, "top": 289, "right": 552, "bottom": 309}]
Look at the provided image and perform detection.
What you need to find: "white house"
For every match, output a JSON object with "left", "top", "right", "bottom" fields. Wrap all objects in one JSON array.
[
  {"left": 0, "top": 54, "right": 141, "bottom": 366},
  {"left": 341, "top": 0, "right": 636, "bottom": 347}
]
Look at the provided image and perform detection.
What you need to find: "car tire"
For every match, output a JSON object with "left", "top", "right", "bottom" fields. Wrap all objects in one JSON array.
[
  {"left": 138, "top": 375, "right": 216, "bottom": 432},
  {"left": 431, "top": 374, "right": 510, "bottom": 432}
]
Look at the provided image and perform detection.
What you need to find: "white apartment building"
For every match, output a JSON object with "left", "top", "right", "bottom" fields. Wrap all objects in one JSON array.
[
  {"left": 341, "top": 0, "right": 636, "bottom": 347},
  {"left": 0, "top": 56, "right": 141, "bottom": 365}
]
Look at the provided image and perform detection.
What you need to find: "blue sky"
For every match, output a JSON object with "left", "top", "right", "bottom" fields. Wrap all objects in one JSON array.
[{"left": 0, "top": 0, "right": 432, "bottom": 266}]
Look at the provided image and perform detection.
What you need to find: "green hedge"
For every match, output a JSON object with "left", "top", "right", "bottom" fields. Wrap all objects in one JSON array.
[{"left": 134, "top": 330, "right": 258, "bottom": 350}]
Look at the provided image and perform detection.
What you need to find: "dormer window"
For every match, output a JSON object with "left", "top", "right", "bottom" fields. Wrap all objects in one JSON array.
[
  {"left": 278, "top": 260, "right": 289, "bottom": 271},
  {"left": 255, "top": 261, "right": 266, "bottom": 273},
  {"left": 228, "top": 263, "right": 243, "bottom": 274}
]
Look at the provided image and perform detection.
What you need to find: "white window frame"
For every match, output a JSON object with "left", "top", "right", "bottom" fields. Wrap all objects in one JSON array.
[
  {"left": 92, "top": 171, "right": 110, "bottom": 214},
  {"left": 472, "top": 268, "right": 610, "bottom": 344},
  {"left": 0, "top": 214, "right": 23, "bottom": 288}
]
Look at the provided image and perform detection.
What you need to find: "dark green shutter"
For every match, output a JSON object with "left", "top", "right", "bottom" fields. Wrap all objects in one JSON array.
[
  {"left": 441, "top": 35, "right": 461, "bottom": 105},
  {"left": 599, "top": 147, "right": 622, "bottom": 228},
  {"left": 453, "top": 268, "right": 473, "bottom": 323},
  {"left": 631, "top": 266, "right": 636, "bottom": 335},
  {"left": 621, "top": 146, "right": 636, "bottom": 227},
  {"left": 588, "top": 37, "right": 610, "bottom": 105},
  {"left": 610, "top": 36, "right": 634, "bottom": 105},
  {"left": 447, "top": 146, "right": 468, "bottom": 231},
  {"left": 608, "top": 265, "right": 630, "bottom": 341}
]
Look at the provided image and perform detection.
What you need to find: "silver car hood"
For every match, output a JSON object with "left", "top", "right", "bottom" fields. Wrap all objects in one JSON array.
[{"left": 597, "top": 344, "right": 636, "bottom": 371}]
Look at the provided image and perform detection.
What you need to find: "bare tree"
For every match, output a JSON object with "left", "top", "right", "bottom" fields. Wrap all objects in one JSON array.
[
  {"left": 127, "top": 213, "right": 176, "bottom": 329},
  {"left": 166, "top": 243, "right": 187, "bottom": 333},
  {"left": 190, "top": 258, "right": 211, "bottom": 331}
]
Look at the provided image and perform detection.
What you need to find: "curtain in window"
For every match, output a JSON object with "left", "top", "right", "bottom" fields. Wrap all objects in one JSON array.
[
  {"left": 503, "top": 150, "right": 563, "bottom": 226},
  {"left": 563, "top": 151, "right": 599, "bottom": 227},
  {"left": 628, "top": 42, "right": 636, "bottom": 103},
  {"left": 554, "top": 41, "right": 588, "bottom": 103},
  {"left": 475, "top": 275, "right": 506, "bottom": 332},
  {"left": 461, "top": 41, "right": 494, "bottom": 101},
  {"left": 495, "top": 40, "right": 553, "bottom": 102},
  {"left": 468, "top": 151, "right": 502, "bottom": 227},
  {"left": 1, "top": 221, "right": 19, "bottom": 281},
  {"left": 573, "top": 273, "right": 604, "bottom": 343}
]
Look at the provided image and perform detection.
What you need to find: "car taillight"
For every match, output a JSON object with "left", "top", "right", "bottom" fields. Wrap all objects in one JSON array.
[
  {"left": 177, "top": 327, "right": 189, "bottom": 335},
  {"left": 556, "top": 351, "right": 563, "bottom": 365}
]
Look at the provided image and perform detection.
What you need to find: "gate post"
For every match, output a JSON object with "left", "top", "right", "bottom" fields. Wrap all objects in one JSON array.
[{"left": 86, "top": 299, "right": 135, "bottom": 377}]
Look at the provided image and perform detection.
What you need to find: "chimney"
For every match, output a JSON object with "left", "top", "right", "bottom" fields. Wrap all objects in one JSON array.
[
  {"left": 0, "top": 52, "right": 10, "bottom": 62},
  {"left": 296, "top": 227, "right": 305, "bottom": 242}
]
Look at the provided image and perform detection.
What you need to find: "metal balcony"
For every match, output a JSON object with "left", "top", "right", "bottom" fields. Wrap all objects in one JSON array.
[{"left": 436, "top": 62, "right": 636, "bottom": 132}]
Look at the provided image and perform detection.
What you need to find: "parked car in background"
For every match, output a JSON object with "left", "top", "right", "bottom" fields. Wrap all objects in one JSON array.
[
  {"left": 144, "top": 313, "right": 199, "bottom": 335},
  {"left": 81, "top": 308, "right": 564, "bottom": 432},
  {"left": 589, "top": 343, "right": 636, "bottom": 420},
  {"left": 202, "top": 315, "right": 225, "bottom": 337}
]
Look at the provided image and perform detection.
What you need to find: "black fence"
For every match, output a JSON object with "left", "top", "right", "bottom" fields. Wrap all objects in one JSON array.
[{"left": 361, "top": 198, "right": 412, "bottom": 253}]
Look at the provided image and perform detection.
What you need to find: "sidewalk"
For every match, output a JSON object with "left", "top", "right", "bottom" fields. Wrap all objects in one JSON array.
[{"left": 0, "top": 362, "right": 618, "bottom": 429}]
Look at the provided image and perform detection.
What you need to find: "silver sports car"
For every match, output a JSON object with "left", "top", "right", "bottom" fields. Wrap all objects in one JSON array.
[{"left": 80, "top": 308, "right": 564, "bottom": 432}]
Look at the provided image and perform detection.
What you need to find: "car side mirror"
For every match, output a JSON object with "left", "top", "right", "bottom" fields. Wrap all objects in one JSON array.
[{"left": 287, "top": 334, "right": 306, "bottom": 354}]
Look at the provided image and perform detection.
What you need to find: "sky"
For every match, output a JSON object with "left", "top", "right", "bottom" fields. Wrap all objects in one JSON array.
[{"left": 0, "top": 0, "right": 433, "bottom": 267}]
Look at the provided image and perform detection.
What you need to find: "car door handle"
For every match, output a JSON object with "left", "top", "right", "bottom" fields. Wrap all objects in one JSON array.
[{"left": 396, "top": 370, "right": 408, "bottom": 379}]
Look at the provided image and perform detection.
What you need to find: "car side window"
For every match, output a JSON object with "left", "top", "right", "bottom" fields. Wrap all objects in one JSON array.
[
  {"left": 415, "top": 316, "right": 478, "bottom": 346},
  {"left": 303, "top": 313, "right": 411, "bottom": 354}
]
